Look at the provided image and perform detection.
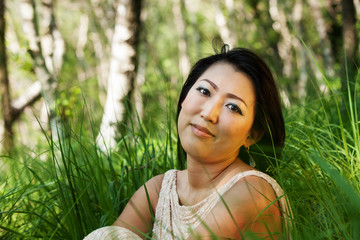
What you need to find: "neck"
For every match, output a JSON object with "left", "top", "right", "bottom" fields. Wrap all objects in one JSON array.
[{"left": 185, "top": 155, "right": 240, "bottom": 190}]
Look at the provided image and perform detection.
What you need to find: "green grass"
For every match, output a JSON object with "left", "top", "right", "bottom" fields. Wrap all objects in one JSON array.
[
  {"left": 278, "top": 89, "right": 360, "bottom": 239},
  {"left": 1, "top": 88, "right": 360, "bottom": 239},
  {"left": 0, "top": 103, "right": 178, "bottom": 239}
]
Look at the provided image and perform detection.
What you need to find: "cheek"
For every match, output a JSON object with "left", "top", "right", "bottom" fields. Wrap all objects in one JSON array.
[
  {"left": 177, "top": 104, "right": 191, "bottom": 134},
  {"left": 180, "top": 93, "right": 199, "bottom": 114},
  {"left": 221, "top": 118, "right": 251, "bottom": 143},
  {"left": 177, "top": 109, "right": 185, "bottom": 130}
]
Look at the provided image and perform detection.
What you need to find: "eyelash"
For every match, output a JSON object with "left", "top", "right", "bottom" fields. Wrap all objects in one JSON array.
[
  {"left": 196, "top": 87, "right": 210, "bottom": 96},
  {"left": 226, "top": 103, "right": 243, "bottom": 115},
  {"left": 196, "top": 87, "right": 243, "bottom": 115}
]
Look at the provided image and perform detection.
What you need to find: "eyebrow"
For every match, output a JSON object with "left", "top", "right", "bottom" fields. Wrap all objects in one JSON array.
[{"left": 200, "top": 79, "right": 248, "bottom": 107}]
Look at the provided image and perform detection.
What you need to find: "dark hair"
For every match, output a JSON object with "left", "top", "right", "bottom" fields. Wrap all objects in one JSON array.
[{"left": 176, "top": 45, "right": 285, "bottom": 174}]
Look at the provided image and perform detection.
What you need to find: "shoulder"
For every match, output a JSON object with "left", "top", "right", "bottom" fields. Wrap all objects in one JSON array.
[
  {"left": 139, "top": 173, "right": 166, "bottom": 210},
  {"left": 112, "top": 173, "right": 167, "bottom": 232},
  {"left": 225, "top": 172, "right": 280, "bottom": 211},
  {"left": 215, "top": 172, "right": 282, "bottom": 237},
  {"left": 228, "top": 172, "right": 281, "bottom": 225},
  {"left": 138, "top": 169, "right": 180, "bottom": 208},
  {"left": 195, "top": 172, "right": 283, "bottom": 238},
  {"left": 144, "top": 173, "right": 165, "bottom": 191},
  {"left": 145, "top": 169, "right": 178, "bottom": 192}
]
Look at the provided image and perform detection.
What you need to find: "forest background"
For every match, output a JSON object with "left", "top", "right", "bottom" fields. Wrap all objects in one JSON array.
[{"left": 1, "top": 0, "right": 360, "bottom": 239}]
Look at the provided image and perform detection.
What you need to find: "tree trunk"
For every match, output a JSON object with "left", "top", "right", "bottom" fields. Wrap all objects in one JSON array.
[
  {"left": 0, "top": 0, "right": 42, "bottom": 153},
  {"left": 341, "top": 0, "right": 358, "bottom": 97},
  {"left": 20, "top": 0, "right": 64, "bottom": 139},
  {"left": 307, "top": 0, "right": 335, "bottom": 78},
  {"left": 87, "top": 0, "right": 117, "bottom": 97},
  {"left": 292, "top": 0, "right": 308, "bottom": 100},
  {"left": 41, "top": 0, "right": 65, "bottom": 77},
  {"left": 269, "top": 0, "right": 294, "bottom": 79},
  {"left": 172, "top": 0, "right": 190, "bottom": 78},
  {"left": 96, "top": 0, "right": 143, "bottom": 151},
  {"left": 354, "top": 0, "right": 360, "bottom": 21},
  {"left": 214, "top": 0, "right": 236, "bottom": 48},
  {"left": 0, "top": 0, "right": 13, "bottom": 153},
  {"left": 184, "top": 0, "right": 201, "bottom": 59}
]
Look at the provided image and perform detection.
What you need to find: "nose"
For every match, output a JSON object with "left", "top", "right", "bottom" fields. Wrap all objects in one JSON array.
[{"left": 200, "top": 99, "right": 221, "bottom": 124}]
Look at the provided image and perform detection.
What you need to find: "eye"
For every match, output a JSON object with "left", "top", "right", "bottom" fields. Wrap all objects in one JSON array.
[
  {"left": 226, "top": 103, "right": 243, "bottom": 115},
  {"left": 196, "top": 87, "right": 210, "bottom": 96}
]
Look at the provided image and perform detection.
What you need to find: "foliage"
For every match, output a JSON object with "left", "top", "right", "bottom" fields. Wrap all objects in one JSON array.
[
  {"left": 0, "top": 101, "right": 178, "bottom": 239},
  {"left": 1, "top": 85, "right": 360, "bottom": 239},
  {"left": 1, "top": 0, "right": 360, "bottom": 239},
  {"left": 278, "top": 89, "right": 360, "bottom": 239}
]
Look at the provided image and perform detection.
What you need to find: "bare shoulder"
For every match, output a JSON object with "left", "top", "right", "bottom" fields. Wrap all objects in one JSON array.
[
  {"left": 138, "top": 173, "right": 165, "bottom": 210},
  {"left": 112, "top": 173, "right": 165, "bottom": 237},
  {"left": 224, "top": 174, "right": 282, "bottom": 236},
  {"left": 195, "top": 174, "right": 282, "bottom": 239},
  {"left": 233, "top": 174, "right": 278, "bottom": 199},
  {"left": 224, "top": 174, "right": 280, "bottom": 216}
]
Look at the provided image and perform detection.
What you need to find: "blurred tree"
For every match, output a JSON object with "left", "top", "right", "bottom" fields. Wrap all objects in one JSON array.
[
  {"left": 214, "top": 0, "right": 237, "bottom": 48},
  {"left": 0, "top": 0, "right": 42, "bottom": 153},
  {"left": 172, "top": 0, "right": 190, "bottom": 78},
  {"left": 184, "top": 0, "right": 201, "bottom": 60},
  {"left": 2, "top": 0, "right": 360, "bottom": 152},
  {"left": 292, "top": 0, "right": 308, "bottom": 100},
  {"left": 308, "top": 0, "right": 335, "bottom": 78},
  {"left": 341, "top": 0, "right": 358, "bottom": 97},
  {"left": 0, "top": 0, "right": 12, "bottom": 152},
  {"left": 269, "top": 0, "right": 295, "bottom": 80},
  {"left": 97, "top": 0, "right": 143, "bottom": 151},
  {"left": 19, "top": 0, "right": 65, "bottom": 138},
  {"left": 87, "top": 0, "right": 117, "bottom": 104}
]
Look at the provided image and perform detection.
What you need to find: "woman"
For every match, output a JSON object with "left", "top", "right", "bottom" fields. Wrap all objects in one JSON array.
[{"left": 85, "top": 46, "right": 291, "bottom": 239}]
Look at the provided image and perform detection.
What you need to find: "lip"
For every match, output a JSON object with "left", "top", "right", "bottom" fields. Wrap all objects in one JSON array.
[{"left": 191, "top": 124, "right": 215, "bottom": 138}]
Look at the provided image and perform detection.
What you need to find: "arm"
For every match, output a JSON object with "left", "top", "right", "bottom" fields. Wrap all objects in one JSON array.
[{"left": 113, "top": 174, "right": 164, "bottom": 239}]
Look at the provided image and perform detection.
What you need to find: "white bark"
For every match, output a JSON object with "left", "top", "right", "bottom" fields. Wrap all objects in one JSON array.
[
  {"left": 184, "top": 0, "right": 201, "bottom": 58},
  {"left": 20, "top": 0, "right": 63, "bottom": 139},
  {"left": 133, "top": 47, "right": 146, "bottom": 120},
  {"left": 96, "top": 0, "right": 140, "bottom": 151},
  {"left": 12, "top": 81, "right": 42, "bottom": 111},
  {"left": 88, "top": 0, "right": 115, "bottom": 91},
  {"left": 90, "top": 32, "right": 109, "bottom": 104},
  {"left": 41, "top": 0, "right": 65, "bottom": 76},
  {"left": 354, "top": 0, "right": 360, "bottom": 18},
  {"left": 90, "top": 0, "right": 115, "bottom": 43},
  {"left": 172, "top": 0, "right": 190, "bottom": 78},
  {"left": 269, "top": 0, "right": 294, "bottom": 78},
  {"left": 292, "top": 0, "right": 307, "bottom": 99},
  {"left": 214, "top": 0, "right": 236, "bottom": 47},
  {"left": 76, "top": 14, "right": 89, "bottom": 82},
  {"left": 307, "top": 0, "right": 335, "bottom": 77}
]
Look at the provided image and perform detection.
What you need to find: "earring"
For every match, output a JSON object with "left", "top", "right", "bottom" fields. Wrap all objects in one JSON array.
[{"left": 247, "top": 147, "right": 256, "bottom": 167}]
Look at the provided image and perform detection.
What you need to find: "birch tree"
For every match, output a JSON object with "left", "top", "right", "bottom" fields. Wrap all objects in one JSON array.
[
  {"left": 19, "top": 0, "right": 65, "bottom": 140},
  {"left": 307, "top": 0, "right": 335, "bottom": 78},
  {"left": 269, "top": 0, "right": 294, "bottom": 79},
  {"left": 0, "top": 0, "right": 12, "bottom": 152},
  {"left": 0, "top": 0, "right": 42, "bottom": 153},
  {"left": 172, "top": 0, "right": 190, "bottom": 78},
  {"left": 96, "top": 0, "right": 143, "bottom": 151},
  {"left": 341, "top": 0, "right": 358, "bottom": 97},
  {"left": 214, "top": 0, "right": 236, "bottom": 48}
]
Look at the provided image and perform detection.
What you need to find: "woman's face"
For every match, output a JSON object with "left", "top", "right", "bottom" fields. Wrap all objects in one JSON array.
[{"left": 178, "top": 62, "right": 257, "bottom": 163}]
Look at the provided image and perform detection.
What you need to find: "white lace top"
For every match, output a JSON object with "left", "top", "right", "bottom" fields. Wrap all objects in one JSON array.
[
  {"left": 84, "top": 169, "right": 291, "bottom": 239},
  {"left": 152, "top": 169, "right": 291, "bottom": 239}
]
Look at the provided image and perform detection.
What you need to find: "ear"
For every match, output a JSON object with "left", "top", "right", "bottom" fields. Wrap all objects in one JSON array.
[{"left": 244, "top": 129, "right": 264, "bottom": 148}]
